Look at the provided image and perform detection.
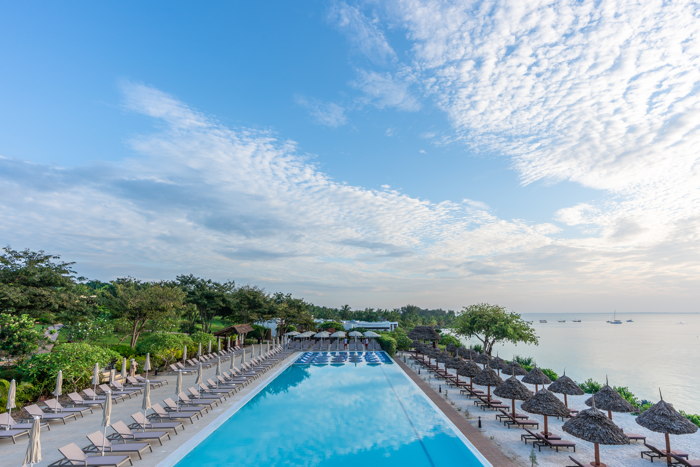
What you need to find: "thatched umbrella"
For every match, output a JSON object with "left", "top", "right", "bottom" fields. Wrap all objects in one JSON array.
[
  {"left": 563, "top": 404, "right": 629, "bottom": 466},
  {"left": 456, "top": 360, "right": 481, "bottom": 389},
  {"left": 522, "top": 389, "right": 570, "bottom": 437},
  {"left": 494, "top": 376, "right": 533, "bottom": 418},
  {"left": 522, "top": 367, "right": 552, "bottom": 392},
  {"left": 548, "top": 372, "right": 584, "bottom": 408},
  {"left": 585, "top": 383, "right": 634, "bottom": 420},
  {"left": 474, "top": 353, "right": 490, "bottom": 365},
  {"left": 502, "top": 361, "right": 528, "bottom": 376},
  {"left": 472, "top": 365, "right": 503, "bottom": 402},
  {"left": 636, "top": 394, "right": 698, "bottom": 466},
  {"left": 408, "top": 326, "right": 440, "bottom": 343},
  {"left": 457, "top": 347, "right": 477, "bottom": 359}
]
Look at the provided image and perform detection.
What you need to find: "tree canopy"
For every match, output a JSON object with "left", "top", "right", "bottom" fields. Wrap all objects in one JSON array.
[
  {"left": 452, "top": 303, "right": 538, "bottom": 356},
  {"left": 174, "top": 274, "right": 236, "bottom": 333}
]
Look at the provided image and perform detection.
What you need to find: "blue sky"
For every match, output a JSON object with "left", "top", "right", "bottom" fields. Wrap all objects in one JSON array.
[{"left": 1, "top": 1, "right": 698, "bottom": 312}]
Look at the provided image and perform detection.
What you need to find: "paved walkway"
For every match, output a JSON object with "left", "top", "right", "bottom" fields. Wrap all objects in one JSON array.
[{"left": 2, "top": 345, "right": 295, "bottom": 466}]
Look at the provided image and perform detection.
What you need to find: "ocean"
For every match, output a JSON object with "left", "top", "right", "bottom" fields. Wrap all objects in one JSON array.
[{"left": 457, "top": 312, "right": 700, "bottom": 414}]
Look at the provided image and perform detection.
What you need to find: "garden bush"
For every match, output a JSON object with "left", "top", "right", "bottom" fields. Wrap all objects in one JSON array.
[
  {"left": 579, "top": 378, "right": 602, "bottom": 394},
  {"left": 541, "top": 368, "right": 558, "bottom": 381},
  {"left": 109, "top": 344, "right": 137, "bottom": 358},
  {"left": 190, "top": 331, "right": 216, "bottom": 348},
  {"left": 377, "top": 335, "right": 397, "bottom": 356},
  {"left": 18, "top": 342, "right": 121, "bottom": 394},
  {"left": 136, "top": 332, "right": 193, "bottom": 368},
  {"left": 439, "top": 334, "right": 462, "bottom": 348}
]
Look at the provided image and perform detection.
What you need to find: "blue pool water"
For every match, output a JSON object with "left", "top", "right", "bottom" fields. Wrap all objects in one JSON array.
[{"left": 174, "top": 353, "right": 488, "bottom": 466}]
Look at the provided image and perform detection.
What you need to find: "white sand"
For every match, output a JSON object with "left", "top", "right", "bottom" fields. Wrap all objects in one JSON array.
[{"left": 399, "top": 352, "right": 700, "bottom": 467}]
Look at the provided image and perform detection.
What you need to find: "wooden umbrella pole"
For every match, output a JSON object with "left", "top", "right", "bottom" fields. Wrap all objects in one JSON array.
[
  {"left": 544, "top": 415, "right": 549, "bottom": 438},
  {"left": 511, "top": 399, "right": 516, "bottom": 418},
  {"left": 665, "top": 432, "right": 672, "bottom": 467},
  {"left": 592, "top": 442, "right": 601, "bottom": 466},
  {"left": 607, "top": 409, "right": 612, "bottom": 419},
  {"left": 564, "top": 393, "right": 568, "bottom": 407}
]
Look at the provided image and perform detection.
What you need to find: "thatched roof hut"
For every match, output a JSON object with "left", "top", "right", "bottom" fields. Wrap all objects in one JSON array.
[
  {"left": 495, "top": 376, "right": 533, "bottom": 418},
  {"left": 585, "top": 385, "right": 635, "bottom": 419},
  {"left": 490, "top": 356, "right": 508, "bottom": 370},
  {"left": 637, "top": 399, "right": 698, "bottom": 435},
  {"left": 636, "top": 397, "right": 698, "bottom": 465},
  {"left": 456, "top": 360, "right": 481, "bottom": 378},
  {"left": 472, "top": 365, "right": 503, "bottom": 402},
  {"left": 522, "top": 389, "right": 570, "bottom": 437},
  {"left": 548, "top": 373, "right": 584, "bottom": 408},
  {"left": 502, "top": 362, "right": 528, "bottom": 376},
  {"left": 445, "top": 343, "right": 457, "bottom": 355},
  {"left": 563, "top": 406, "right": 629, "bottom": 466},
  {"left": 522, "top": 367, "right": 552, "bottom": 391},
  {"left": 473, "top": 353, "right": 490, "bottom": 364},
  {"left": 522, "top": 389, "right": 570, "bottom": 417},
  {"left": 408, "top": 326, "right": 440, "bottom": 342}
]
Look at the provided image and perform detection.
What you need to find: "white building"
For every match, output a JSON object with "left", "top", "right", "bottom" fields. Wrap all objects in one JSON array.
[{"left": 342, "top": 320, "right": 398, "bottom": 332}]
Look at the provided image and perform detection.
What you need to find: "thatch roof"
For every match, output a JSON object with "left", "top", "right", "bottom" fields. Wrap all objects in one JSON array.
[
  {"left": 521, "top": 389, "right": 571, "bottom": 417},
  {"left": 472, "top": 366, "right": 503, "bottom": 387},
  {"left": 435, "top": 352, "right": 450, "bottom": 363},
  {"left": 502, "top": 362, "right": 528, "bottom": 376},
  {"left": 445, "top": 343, "right": 457, "bottom": 354},
  {"left": 408, "top": 326, "right": 440, "bottom": 341},
  {"left": 494, "top": 376, "right": 533, "bottom": 401},
  {"left": 585, "top": 385, "right": 635, "bottom": 413},
  {"left": 548, "top": 374, "right": 584, "bottom": 396},
  {"left": 474, "top": 353, "right": 490, "bottom": 364},
  {"left": 457, "top": 347, "right": 477, "bottom": 359},
  {"left": 522, "top": 367, "right": 552, "bottom": 385},
  {"left": 636, "top": 399, "right": 699, "bottom": 435},
  {"left": 490, "top": 356, "right": 509, "bottom": 370},
  {"left": 456, "top": 360, "right": 482, "bottom": 378},
  {"left": 213, "top": 323, "right": 253, "bottom": 337},
  {"left": 562, "top": 407, "right": 629, "bottom": 445}
]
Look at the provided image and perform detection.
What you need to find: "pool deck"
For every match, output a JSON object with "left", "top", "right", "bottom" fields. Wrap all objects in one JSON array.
[
  {"left": 395, "top": 355, "right": 520, "bottom": 467},
  {"left": 1, "top": 345, "right": 297, "bottom": 467}
]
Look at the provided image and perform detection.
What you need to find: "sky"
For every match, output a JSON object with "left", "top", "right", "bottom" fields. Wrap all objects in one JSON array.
[{"left": 1, "top": 1, "right": 698, "bottom": 313}]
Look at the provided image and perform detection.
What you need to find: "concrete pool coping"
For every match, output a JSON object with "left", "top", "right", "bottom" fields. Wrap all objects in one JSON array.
[{"left": 394, "top": 355, "right": 520, "bottom": 467}]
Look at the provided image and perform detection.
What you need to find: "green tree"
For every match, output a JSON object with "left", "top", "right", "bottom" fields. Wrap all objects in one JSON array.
[
  {"left": 271, "top": 292, "right": 313, "bottom": 334},
  {"left": 101, "top": 278, "right": 185, "bottom": 348},
  {"left": 452, "top": 303, "right": 538, "bottom": 356},
  {"left": 0, "top": 313, "right": 46, "bottom": 357},
  {"left": 175, "top": 275, "right": 236, "bottom": 333},
  {"left": 229, "top": 286, "right": 272, "bottom": 323},
  {"left": 0, "top": 247, "right": 91, "bottom": 323},
  {"left": 317, "top": 321, "right": 344, "bottom": 331}
]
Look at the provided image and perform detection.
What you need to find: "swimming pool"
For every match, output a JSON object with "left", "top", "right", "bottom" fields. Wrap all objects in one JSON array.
[{"left": 169, "top": 352, "right": 489, "bottom": 466}]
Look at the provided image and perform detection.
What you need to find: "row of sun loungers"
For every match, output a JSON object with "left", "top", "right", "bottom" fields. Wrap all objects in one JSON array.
[{"left": 43, "top": 344, "right": 291, "bottom": 466}]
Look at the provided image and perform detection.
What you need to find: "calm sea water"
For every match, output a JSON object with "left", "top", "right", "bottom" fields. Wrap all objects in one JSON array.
[
  {"left": 176, "top": 357, "right": 487, "bottom": 466},
  {"left": 459, "top": 312, "right": 700, "bottom": 414}
]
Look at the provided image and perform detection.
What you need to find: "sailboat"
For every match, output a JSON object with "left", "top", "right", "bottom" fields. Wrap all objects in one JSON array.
[{"left": 608, "top": 310, "right": 622, "bottom": 325}]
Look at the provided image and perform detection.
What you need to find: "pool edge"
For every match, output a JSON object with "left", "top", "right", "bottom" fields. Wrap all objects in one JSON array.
[
  {"left": 157, "top": 353, "right": 298, "bottom": 467},
  {"left": 393, "top": 353, "right": 519, "bottom": 467}
]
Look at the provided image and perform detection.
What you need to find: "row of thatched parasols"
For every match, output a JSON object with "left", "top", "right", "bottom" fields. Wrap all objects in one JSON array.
[{"left": 413, "top": 344, "right": 697, "bottom": 467}]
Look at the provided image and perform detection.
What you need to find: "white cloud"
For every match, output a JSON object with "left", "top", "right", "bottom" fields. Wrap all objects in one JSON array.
[
  {"left": 294, "top": 95, "right": 348, "bottom": 127},
  {"left": 378, "top": 0, "right": 700, "bottom": 252},
  {"left": 353, "top": 68, "right": 420, "bottom": 111},
  {"left": 328, "top": 1, "right": 397, "bottom": 66},
  {"left": 0, "top": 84, "right": 566, "bottom": 308}
]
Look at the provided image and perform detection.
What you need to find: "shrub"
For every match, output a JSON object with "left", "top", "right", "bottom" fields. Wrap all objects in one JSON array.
[
  {"left": 0, "top": 379, "right": 41, "bottom": 412},
  {"left": 244, "top": 338, "right": 257, "bottom": 345},
  {"left": 109, "top": 344, "right": 136, "bottom": 358},
  {"left": 470, "top": 344, "right": 483, "bottom": 353},
  {"left": 136, "top": 332, "right": 193, "bottom": 368},
  {"left": 439, "top": 334, "right": 462, "bottom": 348},
  {"left": 61, "top": 317, "right": 113, "bottom": 343},
  {"left": 579, "top": 378, "right": 602, "bottom": 394},
  {"left": 190, "top": 331, "right": 216, "bottom": 347},
  {"left": 541, "top": 368, "right": 558, "bottom": 381},
  {"left": 0, "top": 313, "right": 47, "bottom": 358},
  {"left": 18, "top": 342, "right": 121, "bottom": 394},
  {"left": 377, "top": 335, "right": 397, "bottom": 356},
  {"left": 318, "top": 321, "right": 344, "bottom": 332},
  {"left": 680, "top": 411, "right": 700, "bottom": 428}
]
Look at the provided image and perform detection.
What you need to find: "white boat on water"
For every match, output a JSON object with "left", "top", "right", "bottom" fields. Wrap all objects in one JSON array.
[
  {"left": 539, "top": 319, "right": 548, "bottom": 323},
  {"left": 608, "top": 310, "right": 622, "bottom": 324}
]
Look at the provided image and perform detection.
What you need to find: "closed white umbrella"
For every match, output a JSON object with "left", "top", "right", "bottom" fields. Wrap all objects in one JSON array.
[
  {"left": 217, "top": 337, "right": 221, "bottom": 353},
  {"left": 196, "top": 363, "right": 203, "bottom": 386},
  {"left": 182, "top": 345, "right": 188, "bottom": 363},
  {"left": 120, "top": 358, "right": 127, "bottom": 380},
  {"left": 6, "top": 379, "right": 16, "bottom": 418},
  {"left": 130, "top": 359, "right": 137, "bottom": 377},
  {"left": 141, "top": 382, "right": 151, "bottom": 432},
  {"left": 241, "top": 348, "right": 246, "bottom": 365},
  {"left": 109, "top": 369, "right": 116, "bottom": 385},
  {"left": 216, "top": 358, "right": 222, "bottom": 377},
  {"left": 144, "top": 353, "right": 151, "bottom": 379},
  {"left": 197, "top": 343, "right": 202, "bottom": 359},
  {"left": 101, "top": 390, "right": 112, "bottom": 456},
  {"left": 229, "top": 352, "right": 236, "bottom": 371},
  {"left": 175, "top": 371, "right": 183, "bottom": 405},
  {"left": 92, "top": 363, "right": 100, "bottom": 399},
  {"left": 207, "top": 340, "right": 212, "bottom": 354},
  {"left": 23, "top": 416, "right": 42, "bottom": 466},
  {"left": 52, "top": 370, "right": 63, "bottom": 397},
  {"left": 226, "top": 336, "right": 231, "bottom": 350}
]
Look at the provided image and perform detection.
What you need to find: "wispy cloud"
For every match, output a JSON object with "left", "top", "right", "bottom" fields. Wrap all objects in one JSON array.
[
  {"left": 352, "top": 68, "right": 421, "bottom": 111},
  {"left": 328, "top": 1, "right": 397, "bottom": 66},
  {"left": 294, "top": 95, "right": 348, "bottom": 127}
]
